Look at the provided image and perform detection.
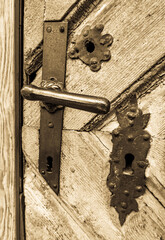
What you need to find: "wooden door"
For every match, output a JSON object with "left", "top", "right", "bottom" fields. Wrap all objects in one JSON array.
[
  {"left": 0, "top": 0, "right": 20, "bottom": 239},
  {"left": 23, "top": 0, "right": 165, "bottom": 239}
]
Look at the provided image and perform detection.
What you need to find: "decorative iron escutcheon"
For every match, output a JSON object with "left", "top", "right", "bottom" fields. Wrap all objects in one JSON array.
[
  {"left": 69, "top": 24, "right": 113, "bottom": 71},
  {"left": 107, "top": 94, "right": 151, "bottom": 225}
]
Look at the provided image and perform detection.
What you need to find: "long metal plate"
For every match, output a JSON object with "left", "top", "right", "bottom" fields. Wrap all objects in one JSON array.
[{"left": 39, "top": 22, "right": 68, "bottom": 195}]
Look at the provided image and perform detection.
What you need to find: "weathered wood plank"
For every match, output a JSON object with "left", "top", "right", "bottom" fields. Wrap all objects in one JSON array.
[
  {"left": 24, "top": 0, "right": 44, "bottom": 57},
  {"left": 25, "top": 0, "right": 102, "bottom": 77},
  {"left": 23, "top": 0, "right": 165, "bottom": 239},
  {"left": 23, "top": 122, "right": 165, "bottom": 239},
  {"left": 123, "top": 190, "right": 165, "bottom": 240},
  {"left": 63, "top": 0, "right": 165, "bottom": 129},
  {"left": 23, "top": 69, "right": 41, "bottom": 129},
  {"left": 44, "top": 0, "right": 79, "bottom": 21},
  {"left": 100, "top": 82, "right": 165, "bottom": 187},
  {"left": 81, "top": 55, "right": 165, "bottom": 132},
  {"left": 24, "top": 166, "right": 91, "bottom": 240},
  {"left": 0, "top": 0, "right": 16, "bottom": 239},
  {"left": 25, "top": 0, "right": 165, "bottom": 130},
  {"left": 60, "top": 130, "right": 165, "bottom": 239},
  {"left": 22, "top": 127, "right": 123, "bottom": 239}
]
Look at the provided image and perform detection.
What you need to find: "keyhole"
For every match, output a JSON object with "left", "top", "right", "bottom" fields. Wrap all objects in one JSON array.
[
  {"left": 123, "top": 153, "right": 134, "bottom": 175},
  {"left": 85, "top": 40, "right": 95, "bottom": 53},
  {"left": 47, "top": 156, "right": 53, "bottom": 172}
]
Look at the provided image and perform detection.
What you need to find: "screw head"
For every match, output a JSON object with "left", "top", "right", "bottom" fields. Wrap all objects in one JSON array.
[
  {"left": 46, "top": 26, "right": 52, "bottom": 33},
  {"left": 137, "top": 161, "right": 147, "bottom": 168},
  {"left": 121, "top": 202, "right": 127, "bottom": 209},
  {"left": 70, "top": 167, "right": 75, "bottom": 173},
  {"left": 53, "top": 184, "right": 57, "bottom": 189},
  {"left": 128, "top": 119, "right": 134, "bottom": 126},
  {"left": 113, "top": 129, "right": 120, "bottom": 137},
  {"left": 83, "top": 30, "right": 89, "bottom": 37},
  {"left": 123, "top": 190, "right": 129, "bottom": 196},
  {"left": 100, "top": 38, "right": 106, "bottom": 45},
  {"left": 90, "top": 57, "right": 98, "bottom": 65},
  {"left": 105, "top": 35, "right": 111, "bottom": 42},
  {"left": 90, "top": 57, "right": 99, "bottom": 70},
  {"left": 108, "top": 182, "right": 115, "bottom": 189},
  {"left": 136, "top": 185, "right": 142, "bottom": 192},
  {"left": 48, "top": 122, "right": 54, "bottom": 128},
  {"left": 143, "top": 134, "right": 150, "bottom": 141},
  {"left": 127, "top": 112, "right": 136, "bottom": 120},
  {"left": 130, "top": 106, "right": 136, "bottom": 112},
  {"left": 104, "top": 50, "right": 111, "bottom": 59},
  {"left": 127, "top": 134, "right": 134, "bottom": 141},
  {"left": 70, "top": 49, "right": 75, "bottom": 55},
  {"left": 41, "top": 170, "right": 45, "bottom": 175},
  {"left": 59, "top": 26, "right": 65, "bottom": 33},
  {"left": 114, "top": 158, "right": 120, "bottom": 163},
  {"left": 96, "top": 24, "right": 104, "bottom": 32}
]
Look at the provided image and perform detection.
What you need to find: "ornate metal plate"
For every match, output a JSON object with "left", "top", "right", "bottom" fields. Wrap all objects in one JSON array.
[
  {"left": 69, "top": 24, "right": 113, "bottom": 71},
  {"left": 107, "top": 94, "right": 151, "bottom": 225}
]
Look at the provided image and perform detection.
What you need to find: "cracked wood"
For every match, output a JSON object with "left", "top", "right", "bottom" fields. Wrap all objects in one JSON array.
[{"left": 0, "top": 0, "right": 16, "bottom": 239}]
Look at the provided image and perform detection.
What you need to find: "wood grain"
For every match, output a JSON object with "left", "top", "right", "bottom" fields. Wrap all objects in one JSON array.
[
  {"left": 44, "top": 0, "right": 79, "bottom": 21},
  {"left": 23, "top": 81, "right": 165, "bottom": 239},
  {"left": 23, "top": 0, "right": 165, "bottom": 239},
  {"left": 100, "top": 82, "right": 165, "bottom": 187},
  {"left": 0, "top": 0, "right": 16, "bottom": 239},
  {"left": 25, "top": 0, "right": 102, "bottom": 77},
  {"left": 24, "top": 165, "right": 91, "bottom": 240},
  {"left": 63, "top": 0, "right": 165, "bottom": 129},
  {"left": 60, "top": 130, "right": 165, "bottom": 239},
  {"left": 24, "top": 0, "right": 44, "bottom": 57},
  {"left": 22, "top": 124, "right": 165, "bottom": 239},
  {"left": 81, "top": 55, "right": 165, "bottom": 132},
  {"left": 24, "top": 0, "right": 165, "bottom": 131}
]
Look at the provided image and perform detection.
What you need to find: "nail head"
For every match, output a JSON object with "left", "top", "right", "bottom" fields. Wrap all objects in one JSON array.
[
  {"left": 60, "top": 26, "right": 65, "bottom": 33},
  {"left": 48, "top": 122, "right": 54, "bottom": 128},
  {"left": 46, "top": 26, "right": 52, "bottom": 33}
]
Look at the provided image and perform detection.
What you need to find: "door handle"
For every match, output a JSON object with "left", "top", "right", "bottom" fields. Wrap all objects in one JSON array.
[
  {"left": 21, "top": 21, "right": 111, "bottom": 195},
  {"left": 21, "top": 84, "right": 110, "bottom": 114}
]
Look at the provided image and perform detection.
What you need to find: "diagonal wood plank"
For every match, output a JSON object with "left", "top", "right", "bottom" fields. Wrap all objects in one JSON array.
[
  {"left": 62, "top": 0, "right": 165, "bottom": 129},
  {"left": 25, "top": 0, "right": 165, "bottom": 130},
  {"left": 60, "top": 130, "right": 165, "bottom": 239},
  {"left": 81, "top": 55, "right": 165, "bottom": 132},
  {"left": 25, "top": 0, "right": 102, "bottom": 77},
  {"left": 22, "top": 127, "right": 123, "bottom": 239},
  {"left": 23, "top": 123, "right": 165, "bottom": 239},
  {"left": 24, "top": 166, "right": 91, "bottom": 240},
  {"left": 24, "top": 0, "right": 44, "bottom": 57},
  {"left": 44, "top": 0, "right": 79, "bottom": 21},
  {"left": 99, "top": 82, "right": 165, "bottom": 188}
]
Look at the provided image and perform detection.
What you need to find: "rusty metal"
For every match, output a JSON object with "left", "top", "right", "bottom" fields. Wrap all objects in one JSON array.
[
  {"left": 39, "top": 21, "right": 68, "bottom": 195},
  {"left": 21, "top": 21, "right": 111, "bottom": 195},
  {"left": 107, "top": 94, "right": 151, "bottom": 225},
  {"left": 69, "top": 24, "right": 113, "bottom": 71},
  {"left": 21, "top": 82, "right": 110, "bottom": 114}
]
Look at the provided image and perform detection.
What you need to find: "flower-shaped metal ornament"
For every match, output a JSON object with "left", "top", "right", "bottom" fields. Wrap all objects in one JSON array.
[
  {"left": 69, "top": 24, "right": 113, "bottom": 71},
  {"left": 107, "top": 94, "right": 151, "bottom": 225}
]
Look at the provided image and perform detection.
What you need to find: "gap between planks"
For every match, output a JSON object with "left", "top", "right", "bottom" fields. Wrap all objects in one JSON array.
[
  {"left": 80, "top": 55, "right": 165, "bottom": 131},
  {"left": 24, "top": 163, "right": 121, "bottom": 240}
]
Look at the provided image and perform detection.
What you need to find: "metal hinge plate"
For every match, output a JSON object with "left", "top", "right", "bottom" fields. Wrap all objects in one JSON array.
[{"left": 39, "top": 21, "right": 68, "bottom": 195}]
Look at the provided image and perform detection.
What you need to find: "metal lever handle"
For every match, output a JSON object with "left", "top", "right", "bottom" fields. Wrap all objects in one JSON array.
[{"left": 21, "top": 85, "right": 110, "bottom": 114}]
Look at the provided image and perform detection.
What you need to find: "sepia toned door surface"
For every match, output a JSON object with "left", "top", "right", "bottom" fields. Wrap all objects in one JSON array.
[{"left": 23, "top": 0, "right": 165, "bottom": 239}]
